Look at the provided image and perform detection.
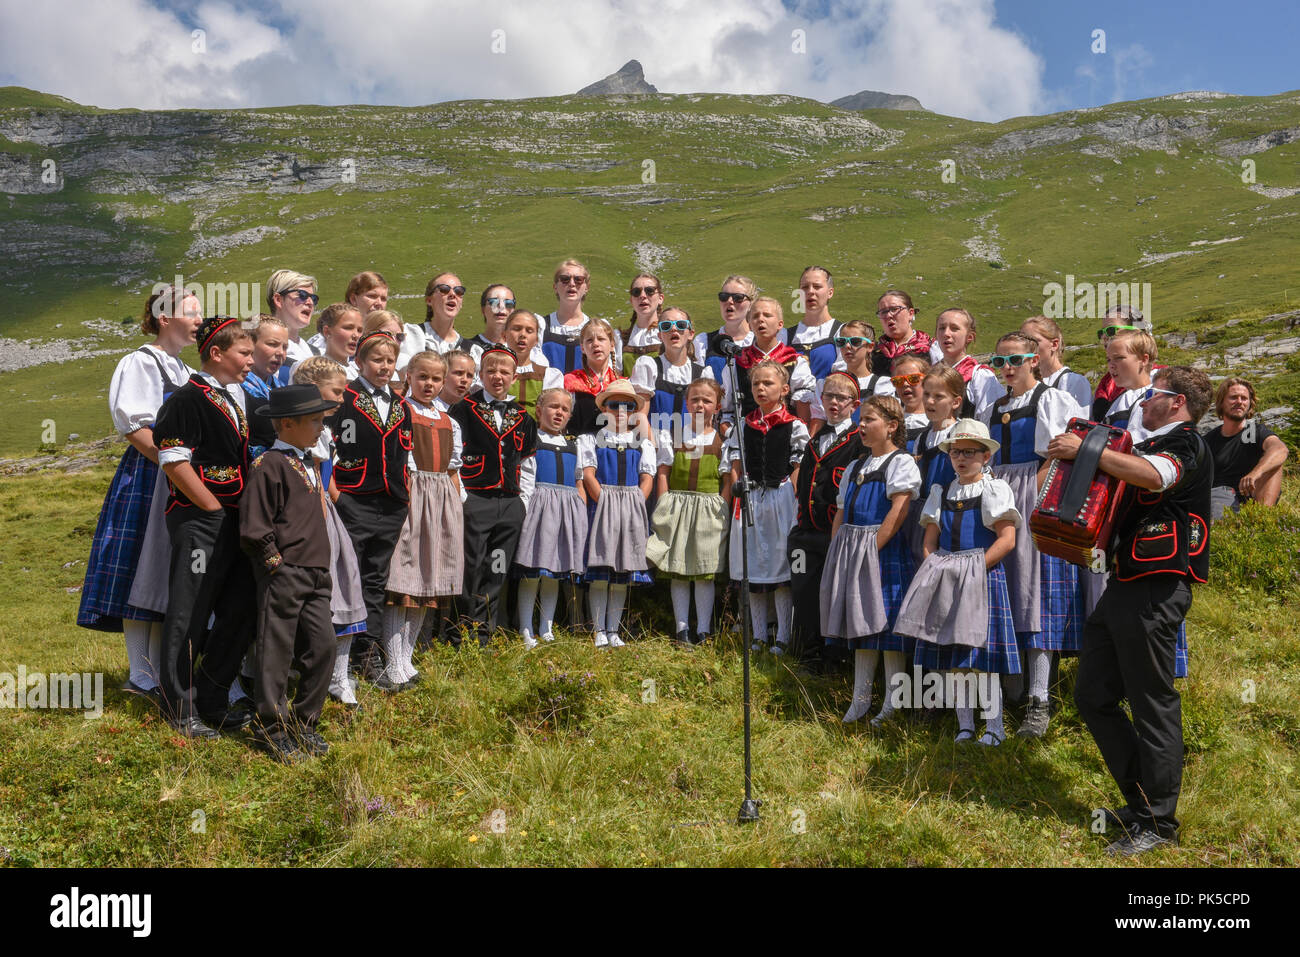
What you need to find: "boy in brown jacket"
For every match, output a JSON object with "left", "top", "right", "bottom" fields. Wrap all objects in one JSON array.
[{"left": 240, "top": 384, "right": 340, "bottom": 763}]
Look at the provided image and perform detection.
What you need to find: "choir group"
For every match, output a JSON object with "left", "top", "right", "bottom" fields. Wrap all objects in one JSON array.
[{"left": 76, "top": 259, "right": 1191, "bottom": 763}]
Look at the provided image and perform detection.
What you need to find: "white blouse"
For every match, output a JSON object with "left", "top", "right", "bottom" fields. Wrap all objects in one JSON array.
[
  {"left": 720, "top": 350, "right": 816, "bottom": 413},
  {"left": 1043, "top": 366, "right": 1093, "bottom": 412},
  {"left": 630, "top": 354, "right": 715, "bottom": 395},
  {"left": 654, "top": 427, "right": 728, "bottom": 471},
  {"left": 693, "top": 328, "right": 753, "bottom": 366},
  {"left": 836, "top": 451, "right": 922, "bottom": 509},
  {"left": 108, "top": 345, "right": 194, "bottom": 435},
  {"left": 919, "top": 474, "right": 1021, "bottom": 529},
  {"left": 1106, "top": 386, "right": 1153, "bottom": 442},
  {"left": 980, "top": 384, "right": 1082, "bottom": 457},
  {"left": 625, "top": 323, "right": 661, "bottom": 350},
  {"left": 576, "top": 431, "right": 658, "bottom": 476}
]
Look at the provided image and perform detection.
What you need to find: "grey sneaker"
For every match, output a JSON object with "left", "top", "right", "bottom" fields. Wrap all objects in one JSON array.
[
  {"left": 1017, "top": 696, "right": 1050, "bottom": 738},
  {"left": 1106, "top": 826, "right": 1178, "bottom": 857}
]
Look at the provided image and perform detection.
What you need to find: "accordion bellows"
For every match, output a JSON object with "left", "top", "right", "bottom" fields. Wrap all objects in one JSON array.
[{"left": 1031, "top": 419, "right": 1133, "bottom": 568}]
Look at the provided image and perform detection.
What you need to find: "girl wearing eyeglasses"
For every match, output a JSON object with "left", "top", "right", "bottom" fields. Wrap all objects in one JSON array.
[
  {"left": 870, "top": 289, "right": 933, "bottom": 377},
  {"left": 622, "top": 273, "right": 665, "bottom": 375},
  {"left": 469, "top": 284, "right": 519, "bottom": 361},
  {"left": 579, "top": 379, "right": 657, "bottom": 648},
  {"left": 267, "top": 268, "right": 320, "bottom": 367},
  {"left": 695, "top": 274, "right": 756, "bottom": 381},
  {"left": 821, "top": 396, "right": 921, "bottom": 726},
  {"left": 980, "top": 332, "right": 1085, "bottom": 738},
  {"left": 400, "top": 271, "right": 470, "bottom": 364},
  {"left": 630, "top": 306, "right": 715, "bottom": 438},
  {"left": 895, "top": 420, "right": 1021, "bottom": 747},
  {"left": 540, "top": 259, "right": 624, "bottom": 375},
  {"left": 890, "top": 355, "right": 932, "bottom": 445},
  {"left": 811, "top": 319, "right": 894, "bottom": 430},
  {"left": 1102, "top": 329, "right": 1158, "bottom": 441}
]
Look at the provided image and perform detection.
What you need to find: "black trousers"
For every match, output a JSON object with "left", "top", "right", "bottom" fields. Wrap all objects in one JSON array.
[
  {"left": 787, "top": 525, "right": 832, "bottom": 662},
  {"left": 335, "top": 493, "right": 408, "bottom": 646},
  {"left": 253, "top": 563, "right": 334, "bottom": 731},
  {"left": 461, "top": 492, "right": 524, "bottom": 646},
  {"left": 1074, "top": 575, "right": 1190, "bottom": 835},
  {"left": 159, "top": 507, "right": 256, "bottom": 720}
]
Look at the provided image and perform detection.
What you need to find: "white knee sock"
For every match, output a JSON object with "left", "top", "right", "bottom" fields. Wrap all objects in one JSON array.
[
  {"left": 538, "top": 578, "right": 560, "bottom": 637},
  {"left": 403, "top": 607, "right": 424, "bottom": 680},
  {"left": 1027, "top": 648, "right": 1052, "bottom": 700},
  {"left": 981, "top": 674, "right": 1005, "bottom": 741},
  {"left": 748, "top": 592, "right": 769, "bottom": 646},
  {"left": 382, "top": 606, "right": 406, "bottom": 683},
  {"left": 694, "top": 580, "right": 715, "bottom": 637},
  {"left": 330, "top": 635, "right": 357, "bottom": 704},
  {"left": 876, "top": 651, "right": 906, "bottom": 718},
  {"left": 844, "top": 649, "right": 879, "bottom": 722},
  {"left": 607, "top": 584, "right": 628, "bottom": 635},
  {"left": 773, "top": 586, "right": 793, "bottom": 648},
  {"left": 124, "top": 619, "right": 157, "bottom": 690},
  {"left": 589, "top": 581, "right": 609, "bottom": 640},
  {"left": 517, "top": 578, "right": 539, "bottom": 640},
  {"left": 670, "top": 579, "right": 691, "bottom": 633}
]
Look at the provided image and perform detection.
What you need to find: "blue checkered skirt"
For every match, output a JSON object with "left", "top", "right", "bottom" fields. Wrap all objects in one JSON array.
[
  {"left": 1020, "top": 552, "right": 1082, "bottom": 654},
  {"left": 914, "top": 563, "right": 1022, "bottom": 675},
  {"left": 77, "top": 447, "right": 164, "bottom": 631}
]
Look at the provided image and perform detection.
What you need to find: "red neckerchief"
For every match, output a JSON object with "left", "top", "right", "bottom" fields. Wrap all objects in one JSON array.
[
  {"left": 738, "top": 341, "right": 800, "bottom": 370},
  {"left": 950, "top": 354, "right": 991, "bottom": 384},
  {"left": 875, "top": 329, "right": 933, "bottom": 362},
  {"left": 745, "top": 404, "right": 798, "bottom": 434},
  {"left": 564, "top": 365, "right": 620, "bottom": 396}
]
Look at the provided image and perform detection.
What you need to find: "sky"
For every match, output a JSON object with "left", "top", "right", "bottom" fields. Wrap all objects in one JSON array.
[{"left": 0, "top": 0, "right": 1296, "bottom": 122}]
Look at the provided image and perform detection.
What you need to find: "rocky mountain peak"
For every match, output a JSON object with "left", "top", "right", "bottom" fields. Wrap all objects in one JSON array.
[
  {"left": 578, "top": 60, "right": 658, "bottom": 95},
  {"left": 831, "top": 90, "right": 924, "bottom": 112}
]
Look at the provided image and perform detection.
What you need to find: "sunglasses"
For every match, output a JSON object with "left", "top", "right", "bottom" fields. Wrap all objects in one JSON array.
[
  {"left": 605, "top": 400, "right": 637, "bottom": 411},
  {"left": 486, "top": 297, "right": 516, "bottom": 309},
  {"left": 877, "top": 305, "right": 908, "bottom": 318},
  {"left": 557, "top": 274, "right": 588, "bottom": 286},
  {"left": 891, "top": 373, "right": 924, "bottom": 387},
  {"left": 1142, "top": 386, "right": 1179, "bottom": 402},
  {"left": 948, "top": 447, "right": 985, "bottom": 459},
  {"left": 434, "top": 284, "right": 466, "bottom": 297},
  {"left": 834, "top": 335, "right": 871, "bottom": 348},
  {"left": 286, "top": 289, "right": 319, "bottom": 305},
  {"left": 718, "top": 292, "right": 749, "bottom": 303},
  {"left": 630, "top": 285, "right": 659, "bottom": 298},
  {"left": 658, "top": 319, "right": 691, "bottom": 332},
  {"left": 989, "top": 353, "right": 1036, "bottom": 368},
  {"left": 1097, "top": 324, "right": 1137, "bottom": 340}
]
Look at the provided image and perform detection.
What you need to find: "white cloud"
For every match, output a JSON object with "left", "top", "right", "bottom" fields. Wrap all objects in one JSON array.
[{"left": 0, "top": 0, "right": 1045, "bottom": 120}]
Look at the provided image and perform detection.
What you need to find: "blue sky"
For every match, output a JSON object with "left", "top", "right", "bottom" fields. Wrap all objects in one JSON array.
[{"left": 0, "top": 0, "right": 1296, "bottom": 120}]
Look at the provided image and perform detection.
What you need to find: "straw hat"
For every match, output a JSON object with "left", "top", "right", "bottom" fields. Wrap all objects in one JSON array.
[
  {"left": 937, "top": 418, "right": 1000, "bottom": 454},
  {"left": 596, "top": 378, "right": 641, "bottom": 409}
]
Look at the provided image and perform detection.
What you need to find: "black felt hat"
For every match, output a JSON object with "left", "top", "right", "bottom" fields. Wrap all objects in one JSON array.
[{"left": 254, "top": 384, "right": 341, "bottom": 417}]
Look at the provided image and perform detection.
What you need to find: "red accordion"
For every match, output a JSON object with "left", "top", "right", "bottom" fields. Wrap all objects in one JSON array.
[{"left": 1031, "top": 419, "right": 1133, "bottom": 567}]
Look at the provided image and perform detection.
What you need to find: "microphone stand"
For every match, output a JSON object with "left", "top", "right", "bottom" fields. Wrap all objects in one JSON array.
[{"left": 723, "top": 344, "right": 761, "bottom": 825}]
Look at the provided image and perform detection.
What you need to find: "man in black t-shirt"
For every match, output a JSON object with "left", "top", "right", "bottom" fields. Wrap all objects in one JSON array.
[{"left": 1203, "top": 377, "right": 1288, "bottom": 519}]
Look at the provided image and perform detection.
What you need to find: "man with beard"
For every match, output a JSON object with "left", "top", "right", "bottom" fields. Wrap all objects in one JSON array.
[{"left": 1203, "top": 377, "right": 1288, "bottom": 519}]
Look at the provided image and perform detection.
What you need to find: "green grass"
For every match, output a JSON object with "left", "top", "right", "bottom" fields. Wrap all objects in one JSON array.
[{"left": 1, "top": 457, "right": 1297, "bottom": 866}]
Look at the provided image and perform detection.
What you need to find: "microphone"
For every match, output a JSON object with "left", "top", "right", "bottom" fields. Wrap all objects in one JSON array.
[{"left": 713, "top": 334, "right": 745, "bottom": 358}]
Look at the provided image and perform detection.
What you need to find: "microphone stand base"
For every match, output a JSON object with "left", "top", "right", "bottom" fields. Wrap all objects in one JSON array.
[{"left": 736, "top": 798, "right": 762, "bottom": 824}]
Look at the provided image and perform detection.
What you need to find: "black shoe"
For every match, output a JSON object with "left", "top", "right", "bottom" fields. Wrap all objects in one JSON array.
[
  {"left": 1097, "top": 806, "right": 1140, "bottom": 836},
  {"left": 294, "top": 729, "right": 330, "bottom": 757},
  {"left": 1106, "top": 825, "right": 1178, "bottom": 857},
  {"left": 371, "top": 673, "right": 405, "bottom": 693},
  {"left": 252, "top": 728, "right": 304, "bottom": 765},
  {"left": 121, "top": 679, "right": 164, "bottom": 707},
  {"left": 200, "top": 701, "right": 254, "bottom": 731},
  {"left": 168, "top": 714, "right": 220, "bottom": 740},
  {"left": 674, "top": 629, "right": 695, "bottom": 649},
  {"left": 1017, "top": 696, "right": 1050, "bottom": 738}
]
